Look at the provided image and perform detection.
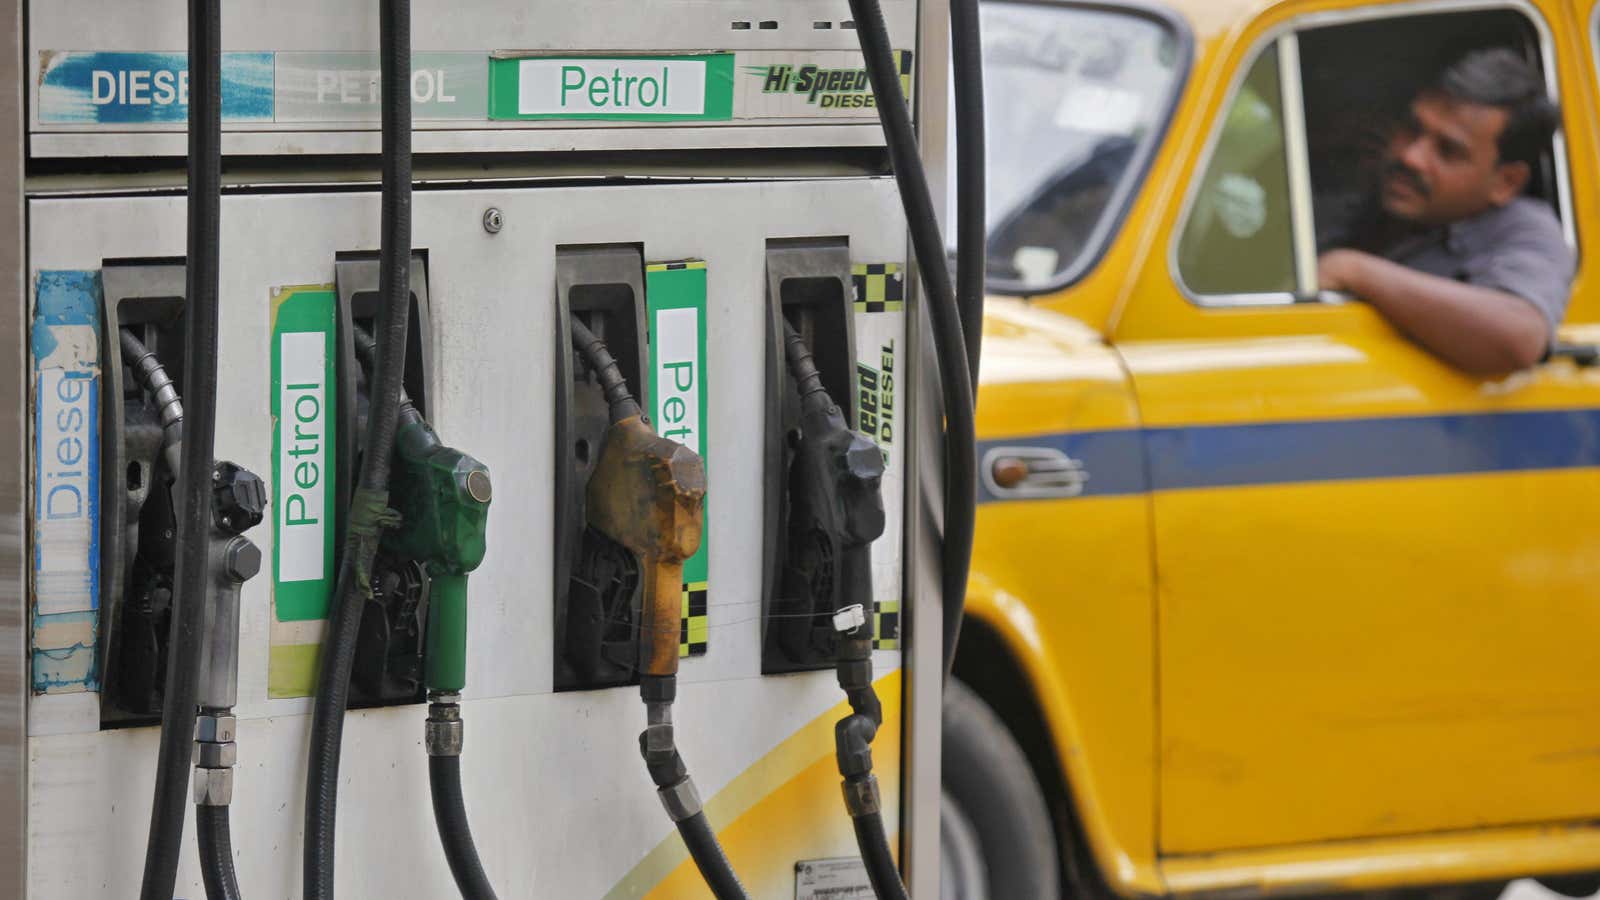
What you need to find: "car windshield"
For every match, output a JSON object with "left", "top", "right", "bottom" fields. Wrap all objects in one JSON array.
[{"left": 952, "top": 3, "right": 1183, "bottom": 292}]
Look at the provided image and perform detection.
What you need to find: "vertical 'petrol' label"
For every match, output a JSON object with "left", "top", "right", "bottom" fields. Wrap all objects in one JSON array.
[
  {"left": 270, "top": 286, "right": 337, "bottom": 622},
  {"left": 646, "top": 261, "right": 710, "bottom": 658}
]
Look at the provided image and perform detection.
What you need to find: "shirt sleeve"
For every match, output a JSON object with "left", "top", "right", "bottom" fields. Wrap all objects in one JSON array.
[{"left": 1461, "top": 202, "right": 1576, "bottom": 336}]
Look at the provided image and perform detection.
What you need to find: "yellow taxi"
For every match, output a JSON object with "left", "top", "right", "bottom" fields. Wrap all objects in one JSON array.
[{"left": 948, "top": 0, "right": 1600, "bottom": 896}]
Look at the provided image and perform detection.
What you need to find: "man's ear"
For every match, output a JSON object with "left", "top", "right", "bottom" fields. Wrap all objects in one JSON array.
[{"left": 1489, "top": 159, "right": 1531, "bottom": 206}]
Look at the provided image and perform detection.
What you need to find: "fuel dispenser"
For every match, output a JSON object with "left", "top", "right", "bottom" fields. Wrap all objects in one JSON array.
[{"left": 8, "top": 0, "right": 985, "bottom": 895}]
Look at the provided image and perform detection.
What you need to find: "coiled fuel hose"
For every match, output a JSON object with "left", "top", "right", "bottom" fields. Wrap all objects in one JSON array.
[{"left": 570, "top": 317, "right": 750, "bottom": 900}]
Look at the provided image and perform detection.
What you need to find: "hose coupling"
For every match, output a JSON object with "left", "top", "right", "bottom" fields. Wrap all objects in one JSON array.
[
  {"left": 193, "top": 767, "right": 234, "bottom": 807},
  {"left": 835, "top": 714, "right": 878, "bottom": 778},
  {"left": 195, "top": 741, "right": 238, "bottom": 769},
  {"left": 657, "top": 776, "right": 703, "bottom": 823},
  {"left": 195, "top": 713, "right": 237, "bottom": 743},
  {"left": 642, "top": 722, "right": 675, "bottom": 756},
  {"left": 836, "top": 657, "right": 873, "bottom": 693},
  {"left": 193, "top": 712, "right": 238, "bottom": 807},
  {"left": 841, "top": 773, "right": 881, "bottom": 818},
  {"left": 426, "top": 694, "right": 464, "bottom": 757}
]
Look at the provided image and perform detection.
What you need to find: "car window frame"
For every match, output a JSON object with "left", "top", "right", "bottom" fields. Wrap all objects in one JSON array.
[
  {"left": 1168, "top": 0, "right": 1577, "bottom": 310},
  {"left": 981, "top": 0, "right": 1195, "bottom": 298}
]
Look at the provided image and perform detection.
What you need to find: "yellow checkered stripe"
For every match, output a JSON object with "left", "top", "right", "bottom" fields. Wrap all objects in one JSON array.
[
  {"left": 852, "top": 262, "right": 905, "bottom": 313},
  {"left": 894, "top": 50, "right": 914, "bottom": 99},
  {"left": 679, "top": 581, "right": 709, "bottom": 657},
  {"left": 872, "top": 598, "right": 900, "bottom": 650},
  {"left": 646, "top": 259, "right": 708, "bottom": 273}
]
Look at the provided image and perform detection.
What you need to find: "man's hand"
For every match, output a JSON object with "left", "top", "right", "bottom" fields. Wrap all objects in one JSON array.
[
  {"left": 1314, "top": 248, "right": 1548, "bottom": 375},
  {"left": 1317, "top": 248, "right": 1374, "bottom": 294}
]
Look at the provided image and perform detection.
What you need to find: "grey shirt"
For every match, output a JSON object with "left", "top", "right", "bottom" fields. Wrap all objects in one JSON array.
[{"left": 1378, "top": 196, "right": 1576, "bottom": 337}]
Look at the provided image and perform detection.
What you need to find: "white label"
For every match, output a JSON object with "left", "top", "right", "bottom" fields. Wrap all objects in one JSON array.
[
  {"left": 278, "top": 331, "right": 327, "bottom": 583},
  {"left": 35, "top": 365, "right": 97, "bottom": 615},
  {"left": 517, "top": 58, "right": 706, "bottom": 116},
  {"left": 654, "top": 307, "right": 701, "bottom": 454},
  {"left": 795, "top": 858, "right": 874, "bottom": 900}
]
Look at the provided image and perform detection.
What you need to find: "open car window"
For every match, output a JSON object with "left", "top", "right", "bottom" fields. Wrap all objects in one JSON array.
[
  {"left": 1173, "top": 2, "right": 1572, "bottom": 307},
  {"left": 966, "top": 2, "right": 1187, "bottom": 294}
]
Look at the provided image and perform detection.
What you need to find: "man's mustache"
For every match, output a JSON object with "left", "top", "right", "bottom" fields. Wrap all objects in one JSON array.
[{"left": 1382, "top": 159, "right": 1430, "bottom": 198}]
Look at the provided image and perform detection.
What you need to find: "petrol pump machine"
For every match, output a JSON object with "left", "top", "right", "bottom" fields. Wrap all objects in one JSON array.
[{"left": 3, "top": 0, "right": 983, "bottom": 896}]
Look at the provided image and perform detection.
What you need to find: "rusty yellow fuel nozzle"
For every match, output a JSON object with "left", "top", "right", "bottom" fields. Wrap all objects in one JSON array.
[
  {"left": 571, "top": 315, "right": 706, "bottom": 678},
  {"left": 570, "top": 316, "right": 746, "bottom": 899},
  {"left": 584, "top": 415, "right": 705, "bottom": 678}
]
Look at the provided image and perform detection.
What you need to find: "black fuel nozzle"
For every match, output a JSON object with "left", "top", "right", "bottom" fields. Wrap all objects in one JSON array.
[
  {"left": 781, "top": 321, "right": 898, "bottom": 833},
  {"left": 777, "top": 321, "right": 886, "bottom": 664}
]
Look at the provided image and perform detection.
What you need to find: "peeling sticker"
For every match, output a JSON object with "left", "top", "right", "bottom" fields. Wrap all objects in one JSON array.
[{"left": 31, "top": 270, "right": 102, "bottom": 693}]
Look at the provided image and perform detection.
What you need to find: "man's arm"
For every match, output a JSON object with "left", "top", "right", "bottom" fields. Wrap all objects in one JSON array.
[{"left": 1318, "top": 248, "right": 1549, "bottom": 375}]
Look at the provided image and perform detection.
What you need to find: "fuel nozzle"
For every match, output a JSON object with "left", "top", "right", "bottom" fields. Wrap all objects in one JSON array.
[
  {"left": 386, "top": 406, "right": 492, "bottom": 698},
  {"left": 570, "top": 317, "right": 747, "bottom": 900},
  {"left": 572, "top": 317, "right": 704, "bottom": 680},
  {"left": 353, "top": 325, "right": 501, "bottom": 897},
  {"left": 194, "top": 460, "right": 266, "bottom": 815},
  {"left": 780, "top": 320, "right": 886, "bottom": 663},
  {"left": 780, "top": 321, "right": 895, "bottom": 854}
]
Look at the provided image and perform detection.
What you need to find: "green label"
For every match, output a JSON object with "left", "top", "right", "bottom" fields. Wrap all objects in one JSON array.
[
  {"left": 270, "top": 286, "right": 338, "bottom": 621},
  {"left": 488, "top": 54, "right": 735, "bottom": 121},
  {"left": 646, "top": 261, "right": 710, "bottom": 657}
]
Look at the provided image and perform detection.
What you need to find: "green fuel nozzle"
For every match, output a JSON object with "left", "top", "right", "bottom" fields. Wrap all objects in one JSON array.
[{"left": 386, "top": 404, "right": 492, "bottom": 695}]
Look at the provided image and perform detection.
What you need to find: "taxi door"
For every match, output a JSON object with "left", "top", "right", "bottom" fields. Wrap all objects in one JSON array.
[{"left": 1111, "top": 0, "right": 1600, "bottom": 856}]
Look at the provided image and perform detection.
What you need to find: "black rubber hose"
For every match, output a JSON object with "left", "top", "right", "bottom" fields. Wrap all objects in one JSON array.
[
  {"left": 950, "top": 0, "right": 987, "bottom": 386},
  {"left": 428, "top": 756, "right": 499, "bottom": 900},
  {"left": 196, "top": 805, "right": 243, "bottom": 900},
  {"left": 847, "top": 0, "right": 978, "bottom": 677},
  {"left": 138, "top": 1, "right": 220, "bottom": 897},
  {"left": 570, "top": 316, "right": 643, "bottom": 422},
  {"left": 303, "top": 0, "right": 411, "bottom": 896},
  {"left": 782, "top": 320, "right": 831, "bottom": 414},
  {"left": 852, "top": 809, "right": 910, "bottom": 900},
  {"left": 677, "top": 812, "right": 749, "bottom": 900}
]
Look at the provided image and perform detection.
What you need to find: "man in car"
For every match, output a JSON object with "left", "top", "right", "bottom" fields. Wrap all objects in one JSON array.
[{"left": 1317, "top": 48, "right": 1573, "bottom": 375}]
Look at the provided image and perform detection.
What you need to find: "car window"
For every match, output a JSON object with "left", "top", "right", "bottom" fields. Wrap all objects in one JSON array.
[
  {"left": 968, "top": 2, "right": 1185, "bottom": 294},
  {"left": 1174, "top": 5, "right": 1572, "bottom": 307},
  {"left": 1176, "top": 45, "right": 1297, "bottom": 297}
]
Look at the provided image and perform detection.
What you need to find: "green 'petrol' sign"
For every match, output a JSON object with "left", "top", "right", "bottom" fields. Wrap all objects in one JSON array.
[{"left": 488, "top": 54, "right": 735, "bottom": 121}]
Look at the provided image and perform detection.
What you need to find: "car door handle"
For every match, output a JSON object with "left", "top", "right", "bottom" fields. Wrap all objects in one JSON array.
[{"left": 982, "top": 446, "right": 1089, "bottom": 499}]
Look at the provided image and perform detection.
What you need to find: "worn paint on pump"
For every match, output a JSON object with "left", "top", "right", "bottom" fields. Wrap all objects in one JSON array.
[{"left": 30, "top": 271, "right": 102, "bottom": 693}]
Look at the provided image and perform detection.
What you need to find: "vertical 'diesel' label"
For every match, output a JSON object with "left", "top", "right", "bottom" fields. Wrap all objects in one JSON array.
[{"left": 31, "top": 270, "right": 103, "bottom": 693}]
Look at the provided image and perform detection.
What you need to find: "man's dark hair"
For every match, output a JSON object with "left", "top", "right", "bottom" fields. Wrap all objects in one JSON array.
[{"left": 1428, "top": 47, "right": 1560, "bottom": 168}]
